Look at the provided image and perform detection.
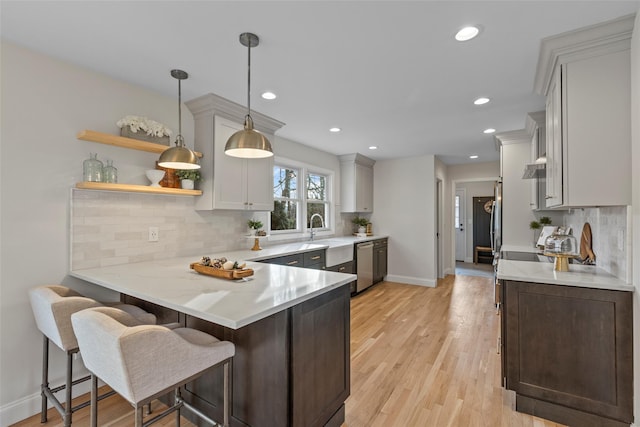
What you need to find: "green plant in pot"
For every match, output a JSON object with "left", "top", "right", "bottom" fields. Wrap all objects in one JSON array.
[
  {"left": 352, "top": 216, "right": 369, "bottom": 234},
  {"left": 247, "top": 219, "right": 263, "bottom": 236},
  {"left": 175, "top": 169, "right": 201, "bottom": 190}
]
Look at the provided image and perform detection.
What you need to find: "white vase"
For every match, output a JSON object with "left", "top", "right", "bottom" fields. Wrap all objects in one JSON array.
[
  {"left": 145, "top": 169, "right": 165, "bottom": 187},
  {"left": 358, "top": 226, "right": 366, "bottom": 234},
  {"left": 181, "top": 179, "right": 194, "bottom": 190}
]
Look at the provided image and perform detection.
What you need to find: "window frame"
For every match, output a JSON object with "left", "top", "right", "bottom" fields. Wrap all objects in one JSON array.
[{"left": 269, "top": 157, "right": 334, "bottom": 241}]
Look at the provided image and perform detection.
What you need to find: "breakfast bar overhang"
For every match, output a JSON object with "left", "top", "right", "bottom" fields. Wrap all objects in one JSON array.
[{"left": 71, "top": 257, "right": 356, "bottom": 427}]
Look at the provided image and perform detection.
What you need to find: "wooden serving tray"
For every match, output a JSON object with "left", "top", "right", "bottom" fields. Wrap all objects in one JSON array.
[{"left": 190, "top": 263, "right": 254, "bottom": 279}]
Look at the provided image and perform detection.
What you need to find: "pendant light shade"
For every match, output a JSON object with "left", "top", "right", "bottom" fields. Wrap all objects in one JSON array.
[
  {"left": 225, "top": 32, "right": 273, "bottom": 158},
  {"left": 158, "top": 69, "right": 201, "bottom": 170}
]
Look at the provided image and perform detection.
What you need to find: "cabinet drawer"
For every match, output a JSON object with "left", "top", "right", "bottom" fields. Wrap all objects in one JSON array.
[
  {"left": 260, "top": 253, "right": 304, "bottom": 267},
  {"left": 303, "top": 250, "right": 325, "bottom": 267},
  {"left": 327, "top": 261, "right": 353, "bottom": 274}
]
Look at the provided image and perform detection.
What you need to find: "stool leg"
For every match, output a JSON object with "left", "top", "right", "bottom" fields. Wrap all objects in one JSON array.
[
  {"left": 175, "top": 388, "right": 181, "bottom": 427},
  {"left": 134, "top": 406, "right": 143, "bottom": 427},
  {"left": 90, "top": 374, "right": 98, "bottom": 427},
  {"left": 40, "top": 335, "right": 49, "bottom": 423},
  {"left": 63, "top": 351, "right": 73, "bottom": 427},
  {"left": 223, "top": 360, "right": 230, "bottom": 427}
]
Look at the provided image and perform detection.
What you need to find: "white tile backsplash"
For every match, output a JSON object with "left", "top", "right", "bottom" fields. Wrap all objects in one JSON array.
[
  {"left": 562, "top": 206, "right": 630, "bottom": 281},
  {"left": 70, "top": 189, "right": 250, "bottom": 269}
]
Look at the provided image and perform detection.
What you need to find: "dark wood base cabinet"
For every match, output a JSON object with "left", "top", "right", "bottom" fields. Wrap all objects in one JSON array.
[
  {"left": 501, "top": 280, "right": 633, "bottom": 427},
  {"left": 123, "top": 284, "right": 350, "bottom": 427}
]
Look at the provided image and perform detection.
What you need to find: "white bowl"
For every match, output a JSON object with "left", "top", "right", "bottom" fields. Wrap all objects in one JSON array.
[{"left": 145, "top": 169, "right": 165, "bottom": 187}]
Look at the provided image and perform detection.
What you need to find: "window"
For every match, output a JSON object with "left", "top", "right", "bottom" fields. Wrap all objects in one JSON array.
[
  {"left": 306, "top": 172, "right": 328, "bottom": 228},
  {"left": 455, "top": 195, "right": 460, "bottom": 229},
  {"left": 272, "top": 165, "right": 300, "bottom": 232},
  {"left": 270, "top": 160, "right": 333, "bottom": 237}
]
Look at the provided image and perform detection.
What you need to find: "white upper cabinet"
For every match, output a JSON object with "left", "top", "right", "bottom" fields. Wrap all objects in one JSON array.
[
  {"left": 340, "top": 153, "right": 375, "bottom": 213},
  {"left": 186, "top": 94, "right": 284, "bottom": 211},
  {"left": 525, "top": 111, "right": 547, "bottom": 211},
  {"left": 534, "top": 15, "right": 633, "bottom": 208}
]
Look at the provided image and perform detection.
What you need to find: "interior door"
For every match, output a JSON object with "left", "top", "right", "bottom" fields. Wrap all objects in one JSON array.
[{"left": 455, "top": 189, "right": 466, "bottom": 261}]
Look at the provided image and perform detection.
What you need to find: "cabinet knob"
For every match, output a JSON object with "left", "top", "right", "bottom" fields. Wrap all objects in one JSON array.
[
  {"left": 310, "top": 255, "right": 321, "bottom": 260},
  {"left": 339, "top": 267, "right": 346, "bottom": 272},
  {"left": 287, "top": 260, "right": 299, "bottom": 265}
]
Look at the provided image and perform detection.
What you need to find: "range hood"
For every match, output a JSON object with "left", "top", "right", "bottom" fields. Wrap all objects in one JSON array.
[{"left": 522, "top": 155, "right": 547, "bottom": 179}]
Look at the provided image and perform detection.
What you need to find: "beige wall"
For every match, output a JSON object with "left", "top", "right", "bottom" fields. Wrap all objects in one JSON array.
[{"left": 372, "top": 155, "right": 437, "bottom": 286}]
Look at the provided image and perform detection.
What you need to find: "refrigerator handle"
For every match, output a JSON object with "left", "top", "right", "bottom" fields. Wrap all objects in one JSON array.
[{"left": 490, "top": 201, "right": 495, "bottom": 252}]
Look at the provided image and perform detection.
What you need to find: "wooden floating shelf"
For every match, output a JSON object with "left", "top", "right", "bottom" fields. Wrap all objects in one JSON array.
[
  {"left": 77, "top": 130, "right": 203, "bottom": 158},
  {"left": 76, "top": 182, "right": 202, "bottom": 196}
]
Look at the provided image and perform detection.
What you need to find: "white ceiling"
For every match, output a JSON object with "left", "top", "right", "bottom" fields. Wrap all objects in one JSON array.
[{"left": 2, "top": 1, "right": 638, "bottom": 164}]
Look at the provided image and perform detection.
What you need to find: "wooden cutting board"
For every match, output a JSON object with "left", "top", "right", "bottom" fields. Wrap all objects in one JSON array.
[{"left": 580, "top": 223, "right": 596, "bottom": 262}]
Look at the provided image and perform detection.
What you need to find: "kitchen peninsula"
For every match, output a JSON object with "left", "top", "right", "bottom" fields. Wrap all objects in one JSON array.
[{"left": 71, "top": 254, "right": 355, "bottom": 427}]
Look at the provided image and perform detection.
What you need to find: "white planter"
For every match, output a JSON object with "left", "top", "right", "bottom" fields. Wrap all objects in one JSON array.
[{"left": 181, "top": 179, "right": 194, "bottom": 190}]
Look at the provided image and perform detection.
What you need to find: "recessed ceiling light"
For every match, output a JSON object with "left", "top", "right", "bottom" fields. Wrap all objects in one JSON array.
[
  {"left": 329, "top": 127, "right": 341, "bottom": 133},
  {"left": 261, "top": 91, "right": 277, "bottom": 100},
  {"left": 455, "top": 26, "right": 480, "bottom": 42},
  {"left": 483, "top": 128, "right": 496, "bottom": 134},
  {"left": 474, "top": 97, "right": 490, "bottom": 105},
  {"left": 369, "top": 146, "right": 378, "bottom": 150},
  {"left": 470, "top": 155, "right": 479, "bottom": 159}
]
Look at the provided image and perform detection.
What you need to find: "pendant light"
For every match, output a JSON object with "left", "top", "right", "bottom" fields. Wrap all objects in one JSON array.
[
  {"left": 158, "top": 69, "right": 201, "bottom": 170},
  {"left": 224, "top": 32, "right": 273, "bottom": 158}
]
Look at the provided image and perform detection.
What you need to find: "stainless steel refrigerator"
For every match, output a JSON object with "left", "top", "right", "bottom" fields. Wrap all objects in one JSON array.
[{"left": 491, "top": 179, "right": 502, "bottom": 255}]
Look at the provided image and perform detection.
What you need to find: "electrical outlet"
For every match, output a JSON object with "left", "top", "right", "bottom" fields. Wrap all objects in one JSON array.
[{"left": 148, "top": 227, "right": 159, "bottom": 242}]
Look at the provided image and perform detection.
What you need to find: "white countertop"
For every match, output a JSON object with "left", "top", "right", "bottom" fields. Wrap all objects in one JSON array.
[
  {"left": 70, "top": 255, "right": 356, "bottom": 329},
  {"left": 233, "top": 235, "right": 388, "bottom": 262},
  {"left": 497, "top": 259, "right": 633, "bottom": 292}
]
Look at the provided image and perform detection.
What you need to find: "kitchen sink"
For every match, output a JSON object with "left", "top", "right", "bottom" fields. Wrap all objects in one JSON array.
[{"left": 317, "top": 239, "right": 354, "bottom": 267}]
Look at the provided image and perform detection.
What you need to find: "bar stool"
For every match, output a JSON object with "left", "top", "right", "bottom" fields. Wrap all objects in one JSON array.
[
  {"left": 29, "top": 285, "right": 156, "bottom": 426},
  {"left": 71, "top": 306, "right": 235, "bottom": 427}
]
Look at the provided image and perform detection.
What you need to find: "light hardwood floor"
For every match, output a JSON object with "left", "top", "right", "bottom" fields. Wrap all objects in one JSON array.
[
  {"left": 345, "top": 275, "right": 564, "bottom": 427},
  {"left": 13, "top": 274, "right": 564, "bottom": 427}
]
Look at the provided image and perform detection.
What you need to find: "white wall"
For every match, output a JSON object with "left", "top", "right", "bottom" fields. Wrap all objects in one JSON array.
[
  {"left": 501, "top": 142, "right": 540, "bottom": 248},
  {"left": 0, "top": 42, "right": 344, "bottom": 425},
  {"left": 630, "top": 11, "right": 640, "bottom": 426},
  {"left": 455, "top": 181, "right": 496, "bottom": 263},
  {"left": 0, "top": 42, "right": 193, "bottom": 425},
  {"left": 372, "top": 155, "right": 437, "bottom": 286}
]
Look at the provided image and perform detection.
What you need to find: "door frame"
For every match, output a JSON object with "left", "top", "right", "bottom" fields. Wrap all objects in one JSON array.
[{"left": 455, "top": 188, "right": 467, "bottom": 262}]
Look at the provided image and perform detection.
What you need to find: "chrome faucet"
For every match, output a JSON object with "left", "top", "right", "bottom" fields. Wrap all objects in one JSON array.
[{"left": 309, "top": 213, "right": 325, "bottom": 241}]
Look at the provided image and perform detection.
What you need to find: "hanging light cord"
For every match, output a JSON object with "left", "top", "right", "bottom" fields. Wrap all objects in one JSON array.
[
  {"left": 246, "top": 38, "right": 252, "bottom": 122},
  {"left": 176, "top": 77, "right": 184, "bottom": 147}
]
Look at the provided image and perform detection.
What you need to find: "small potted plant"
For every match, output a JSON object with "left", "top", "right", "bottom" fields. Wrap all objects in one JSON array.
[
  {"left": 352, "top": 216, "right": 369, "bottom": 234},
  {"left": 247, "top": 219, "right": 263, "bottom": 236},
  {"left": 530, "top": 220, "right": 542, "bottom": 247},
  {"left": 175, "top": 169, "right": 201, "bottom": 190}
]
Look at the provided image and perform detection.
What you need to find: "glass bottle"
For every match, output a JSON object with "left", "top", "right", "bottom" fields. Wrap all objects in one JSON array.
[
  {"left": 103, "top": 159, "right": 118, "bottom": 183},
  {"left": 83, "top": 153, "right": 103, "bottom": 182}
]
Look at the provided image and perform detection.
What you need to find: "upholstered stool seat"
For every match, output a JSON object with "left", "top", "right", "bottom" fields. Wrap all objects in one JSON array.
[
  {"left": 71, "top": 307, "right": 235, "bottom": 427},
  {"left": 29, "top": 285, "right": 156, "bottom": 426}
]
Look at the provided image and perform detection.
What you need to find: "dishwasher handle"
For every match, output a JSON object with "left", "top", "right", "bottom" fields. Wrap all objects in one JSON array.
[{"left": 357, "top": 242, "right": 374, "bottom": 249}]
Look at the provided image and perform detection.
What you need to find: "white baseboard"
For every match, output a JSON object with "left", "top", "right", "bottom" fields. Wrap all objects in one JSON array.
[
  {"left": 385, "top": 274, "right": 437, "bottom": 287},
  {"left": 464, "top": 257, "right": 474, "bottom": 263},
  {"left": 444, "top": 267, "right": 454, "bottom": 276},
  {"left": 0, "top": 380, "right": 93, "bottom": 426}
]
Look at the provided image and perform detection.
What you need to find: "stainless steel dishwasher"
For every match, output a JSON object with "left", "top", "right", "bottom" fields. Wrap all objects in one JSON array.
[{"left": 356, "top": 241, "right": 374, "bottom": 292}]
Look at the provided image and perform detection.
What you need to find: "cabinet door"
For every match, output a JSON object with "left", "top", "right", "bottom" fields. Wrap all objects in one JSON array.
[
  {"left": 291, "top": 285, "right": 350, "bottom": 427},
  {"left": 545, "top": 67, "right": 563, "bottom": 208},
  {"left": 504, "top": 281, "right": 632, "bottom": 424},
  {"left": 213, "top": 118, "right": 248, "bottom": 210},
  {"left": 355, "top": 163, "right": 373, "bottom": 212},
  {"left": 246, "top": 155, "right": 274, "bottom": 211},
  {"left": 529, "top": 128, "right": 538, "bottom": 210}
]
